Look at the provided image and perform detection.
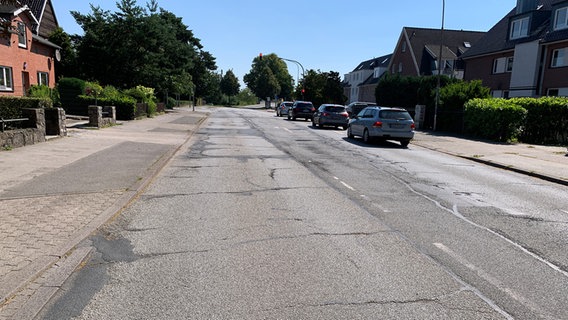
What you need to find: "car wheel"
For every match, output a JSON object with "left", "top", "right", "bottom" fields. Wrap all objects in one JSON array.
[
  {"left": 400, "top": 140, "right": 410, "bottom": 148},
  {"left": 363, "top": 129, "right": 371, "bottom": 144},
  {"left": 343, "top": 125, "right": 348, "bottom": 130},
  {"left": 347, "top": 126, "right": 354, "bottom": 139},
  {"left": 287, "top": 114, "right": 291, "bottom": 120}
]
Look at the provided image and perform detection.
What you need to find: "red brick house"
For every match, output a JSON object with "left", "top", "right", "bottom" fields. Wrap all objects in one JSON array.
[
  {"left": 0, "top": 0, "right": 60, "bottom": 96},
  {"left": 462, "top": 0, "right": 568, "bottom": 98}
]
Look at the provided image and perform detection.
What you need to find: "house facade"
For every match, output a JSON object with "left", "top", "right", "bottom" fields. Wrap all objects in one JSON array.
[
  {"left": 0, "top": 0, "right": 60, "bottom": 96},
  {"left": 343, "top": 54, "right": 392, "bottom": 103},
  {"left": 463, "top": 0, "right": 568, "bottom": 98},
  {"left": 389, "top": 27, "right": 485, "bottom": 79}
]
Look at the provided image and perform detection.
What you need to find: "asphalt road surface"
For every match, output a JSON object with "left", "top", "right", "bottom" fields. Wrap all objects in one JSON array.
[{"left": 38, "top": 107, "right": 568, "bottom": 319}]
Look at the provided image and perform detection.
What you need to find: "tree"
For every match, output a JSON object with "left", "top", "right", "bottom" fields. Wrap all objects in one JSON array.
[
  {"left": 48, "top": 28, "right": 79, "bottom": 79},
  {"left": 70, "top": 0, "right": 217, "bottom": 100},
  {"left": 220, "top": 70, "right": 240, "bottom": 105},
  {"left": 294, "top": 70, "right": 346, "bottom": 107},
  {"left": 244, "top": 53, "right": 293, "bottom": 100}
]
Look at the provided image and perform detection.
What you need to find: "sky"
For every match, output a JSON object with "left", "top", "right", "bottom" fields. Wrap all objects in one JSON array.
[{"left": 52, "top": 0, "right": 518, "bottom": 86}]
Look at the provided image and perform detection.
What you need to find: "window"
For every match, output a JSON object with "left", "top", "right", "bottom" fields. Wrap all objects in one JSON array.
[
  {"left": 548, "top": 88, "right": 559, "bottom": 96},
  {"left": 554, "top": 7, "right": 568, "bottom": 30},
  {"left": 38, "top": 72, "right": 49, "bottom": 86},
  {"left": 552, "top": 48, "right": 566, "bottom": 67},
  {"left": 398, "top": 63, "right": 403, "bottom": 73},
  {"left": 17, "top": 21, "right": 27, "bottom": 48},
  {"left": 0, "top": 66, "right": 13, "bottom": 91},
  {"left": 510, "top": 17, "right": 529, "bottom": 39},
  {"left": 402, "top": 41, "right": 407, "bottom": 53},
  {"left": 493, "top": 57, "right": 514, "bottom": 74}
]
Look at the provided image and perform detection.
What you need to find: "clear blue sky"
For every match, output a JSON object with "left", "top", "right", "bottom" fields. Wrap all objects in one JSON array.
[{"left": 53, "top": 0, "right": 517, "bottom": 86}]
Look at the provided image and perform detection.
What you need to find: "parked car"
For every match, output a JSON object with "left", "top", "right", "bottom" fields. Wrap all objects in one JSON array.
[
  {"left": 346, "top": 101, "right": 377, "bottom": 118},
  {"left": 288, "top": 101, "right": 315, "bottom": 121},
  {"left": 347, "top": 106, "right": 415, "bottom": 147},
  {"left": 312, "top": 104, "right": 349, "bottom": 130},
  {"left": 276, "top": 101, "right": 293, "bottom": 117}
]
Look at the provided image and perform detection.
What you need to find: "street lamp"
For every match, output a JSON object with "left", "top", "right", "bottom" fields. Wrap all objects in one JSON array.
[
  {"left": 280, "top": 57, "right": 306, "bottom": 100},
  {"left": 433, "top": 0, "right": 445, "bottom": 131}
]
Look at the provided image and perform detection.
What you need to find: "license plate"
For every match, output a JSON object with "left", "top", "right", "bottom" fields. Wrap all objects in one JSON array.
[{"left": 390, "top": 123, "right": 404, "bottom": 129}]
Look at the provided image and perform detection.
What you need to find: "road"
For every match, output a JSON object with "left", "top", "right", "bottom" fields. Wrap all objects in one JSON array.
[{"left": 38, "top": 107, "right": 568, "bottom": 319}]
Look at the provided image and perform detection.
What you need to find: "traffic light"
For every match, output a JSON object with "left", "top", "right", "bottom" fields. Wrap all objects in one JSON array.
[{"left": 259, "top": 53, "right": 263, "bottom": 60}]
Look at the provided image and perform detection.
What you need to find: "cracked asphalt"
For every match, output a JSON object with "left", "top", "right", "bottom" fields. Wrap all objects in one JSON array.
[{"left": 35, "top": 107, "right": 522, "bottom": 319}]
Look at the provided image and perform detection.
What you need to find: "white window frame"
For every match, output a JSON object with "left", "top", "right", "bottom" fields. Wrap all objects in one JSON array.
[
  {"left": 551, "top": 48, "right": 566, "bottom": 67},
  {"left": 493, "top": 57, "right": 514, "bottom": 74},
  {"left": 554, "top": 6, "right": 568, "bottom": 30},
  {"left": 38, "top": 72, "right": 49, "bottom": 86},
  {"left": 510, "top": 17, "right": 530, "bottom": 40},
  {"left": 17, "top": 21, "right": 27, "bottom": 48},
  {"left": 0, "top": 66, "right": 14, "bottom": 91}
]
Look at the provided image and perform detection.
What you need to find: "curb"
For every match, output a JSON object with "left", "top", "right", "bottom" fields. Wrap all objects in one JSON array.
[{"left": 1, "top": 114, "right": 208, "bottom": 319}]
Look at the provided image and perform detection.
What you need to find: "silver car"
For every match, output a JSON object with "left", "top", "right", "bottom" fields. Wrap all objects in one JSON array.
[
  {"left": 347, "top": 106, "right": 415, "bottom": 147},
  {"left": 276, "top": 101, "right": 293, "bottom": 117}
]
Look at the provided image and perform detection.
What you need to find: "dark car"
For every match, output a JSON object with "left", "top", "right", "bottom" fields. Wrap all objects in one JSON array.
[
  {"left": 276, "top": 101, "right": 293, "bottom": 117},
  {"left": 347, "top": 106, "right": 415, "bottom": 147},
  {"left": 312, "top": 104, "right": 349, "bottom": 130},
  {"left": 346, "top": 101, "right": 377, "bottom": 118},
  {"left": 288, "top": 101, "right": 315, "bottom": 121}
]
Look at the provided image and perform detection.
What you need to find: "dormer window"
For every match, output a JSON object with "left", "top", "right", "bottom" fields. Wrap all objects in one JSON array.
[
  {"left": 510, "top": 17, "right": 530, "bottom": 39},
  {"left": 554, "top": 6, "right": 568, "bottom": 31}
]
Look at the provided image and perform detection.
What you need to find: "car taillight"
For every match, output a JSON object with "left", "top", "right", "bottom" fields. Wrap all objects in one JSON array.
[
  {"left": 341, "top": 112, "right": 348, "bottom": 118},
  {"left": 411, "top": 123, "right": 416, "bottom": 130},
  {"left": 373, "top": 121, "right": 383, "bottom": 128},
  {"left": 322, "top": 112, "right": 329, "bottom": 116}
]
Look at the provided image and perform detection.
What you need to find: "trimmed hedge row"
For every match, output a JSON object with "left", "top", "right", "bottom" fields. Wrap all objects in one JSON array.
[
  {"left": 511, "top": 97, "right": 568, "bottom": 145},
  {"left": 0, "top": 96, "right": 53, "bottom": 120},
  {"left": 464, "top": 97, "right": 568, "bottom": 144},
  {"left": 77, "top": 95, "right": 137, "bottom": 120}
]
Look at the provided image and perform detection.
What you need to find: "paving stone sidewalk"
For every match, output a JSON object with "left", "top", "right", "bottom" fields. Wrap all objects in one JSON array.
[{"left": 0, "top": 107, "right": 209, "bottom": 319}]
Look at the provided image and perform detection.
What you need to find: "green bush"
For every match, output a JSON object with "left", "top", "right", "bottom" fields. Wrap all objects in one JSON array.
[
  {"left": 0, "top": 97, "right": 52, "bottom": 128},
  {"left": 437, "top": 80, "right": 491, "bottom": 132},
  {"left": 464, "top": 98, "right": 527, "bottom": 142},
  {"left": 510, "top": 97, "right": 568, "bottom": 144},
  {"left": 77, "top": 95, "right": 137, "bottom": 120},
  {"left": 28, "top": 85, "right": 60, "bottom": 106},
  {"left": 57, "top": 77, "right": 86, "bottom": 115},
  {"left": 124, "top": 85, "right": 158, "bottom": 116}
]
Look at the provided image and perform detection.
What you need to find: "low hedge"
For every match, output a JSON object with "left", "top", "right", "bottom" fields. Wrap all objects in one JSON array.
[
  {"left": 510, "top": 97, "right": 568, "bottom": 144},
  {"left": 77, "top": 95, "right": 137, "bottom": 120},
  {"left": 0, "top": 96, "right": 52, "bottom": 120},
  {"left": 464, "top": 98, "right": 527, "bottom": 142}
]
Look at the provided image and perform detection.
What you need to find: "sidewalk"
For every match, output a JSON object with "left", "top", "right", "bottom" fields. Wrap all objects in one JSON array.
[
  {"left": 0, "top": 109, "right": 566, "bottom": 319},
  {"left": 0, "top": 107, "right": 209, "bottom": 319},
  {"left": 412, "top": 131, "right": 568, "bottom": 186}
]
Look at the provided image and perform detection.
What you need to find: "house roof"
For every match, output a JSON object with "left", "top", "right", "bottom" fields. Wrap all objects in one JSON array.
[
  {"left": 403, "top": 27, "right": 486, "bottom": 62},
  {"left": 461, "top": 0, "right": 568, "bottom": 59},
  {"left": 359, "top": 54, "right": 393, "bottom": 86},
  {"left": 351, "top": 54, "right": 392, "bottom": 72},
  {"left": 18, "top": 0, "right": 45, "bottom": 23}
]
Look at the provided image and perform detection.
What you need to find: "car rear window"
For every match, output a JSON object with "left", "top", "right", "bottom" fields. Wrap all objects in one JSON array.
[
  {"left": 326, "top": 106, "right": 346, "bottom": 112},
  {"left": 297, "top": 103, "right": 313, "bottom": 108},
  {"left": 380, "top": 110, "right": 412, "bottom": 120}
]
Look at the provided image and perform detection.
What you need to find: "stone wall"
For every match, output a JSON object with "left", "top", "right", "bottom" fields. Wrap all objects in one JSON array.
[
  {"left": 0, "top": 108, "right": 46, "bottom": 149},
  {"left": 88, "top": 106, "right": 116, "bottom": 128}
]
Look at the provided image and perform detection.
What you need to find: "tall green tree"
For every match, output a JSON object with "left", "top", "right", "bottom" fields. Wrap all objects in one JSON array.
[
  {"left": 71, "top": 0, "right": 216, "bottom": 99},
  {"left": 294, "top": 70, "right": 346, "bottom": 107},
  {"left": 220, "top": 70, "right": 240, "bottom": 105},
  {"left": 244, "top": 53, "right": 293, "bottom": 100},
  {"left": 48, "top": 27, "right": 79, "bottom": 79}
]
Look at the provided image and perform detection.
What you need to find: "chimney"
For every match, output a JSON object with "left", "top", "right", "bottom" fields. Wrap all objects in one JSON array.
[{"left": 516, "top": 0, "right": 539, "bottom": 14}]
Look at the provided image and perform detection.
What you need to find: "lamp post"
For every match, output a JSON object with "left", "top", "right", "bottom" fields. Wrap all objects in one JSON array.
[
  {"left": 433, "top": 0, "right": 445, "bottom": 131},
  {"left": 280, "top": 57, "right": 306, "bottom": 100}
]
